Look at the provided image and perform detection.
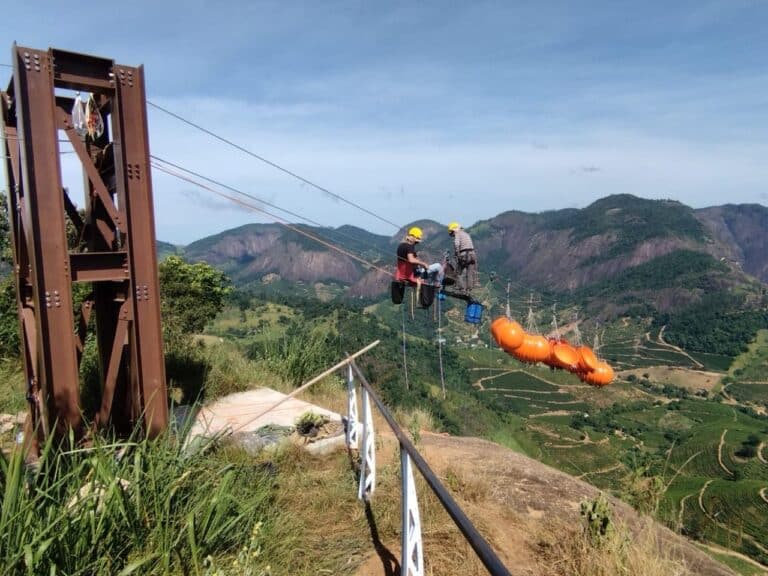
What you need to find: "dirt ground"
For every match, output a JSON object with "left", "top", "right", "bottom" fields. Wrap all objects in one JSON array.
[
  {"left": 619, "top": 366, "right": 723, "bottom": 392},
  {"left": 355, "top": 432, "right": 736, "bottom": 576}
]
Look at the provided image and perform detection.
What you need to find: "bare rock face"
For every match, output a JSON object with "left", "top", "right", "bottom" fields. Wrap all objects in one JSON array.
[{"left": 695, "top": 204, "right": 768, "bottom": 282}]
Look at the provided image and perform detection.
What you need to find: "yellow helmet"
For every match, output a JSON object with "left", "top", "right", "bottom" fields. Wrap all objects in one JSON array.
[
  {"left": 408, "top": 226, "right": 423, "bottom": 240},
  {"left": 447, "top": 222, "right": 461, "bottom": 232}
]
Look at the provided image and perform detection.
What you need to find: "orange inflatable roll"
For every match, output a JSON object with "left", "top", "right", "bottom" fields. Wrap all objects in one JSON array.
[
  {"left": 577, "top": 346, "right": 599, "bottom": 373},
  {"left": 548, "top": 340, "right": 580, "bottom": 372},
  {"left": 582, "top": 361, "right": 614, "bottom": 386},
  {"left": 514, "top": 334, "right": 550, "bottom": 363},
  {"left": 490, "top": 317, "right": 509, "bottom": 343},
  {"left": 500, "top": 321, "right": 525, "bottom": 352}
]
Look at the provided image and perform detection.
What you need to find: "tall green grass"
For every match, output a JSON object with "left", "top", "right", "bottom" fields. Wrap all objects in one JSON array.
[
  {"left": 0, "top": 430, "right": 274, "bottom": 575},
  {"left": 0, "top": 360, "right": 25, "bottom": 415}
]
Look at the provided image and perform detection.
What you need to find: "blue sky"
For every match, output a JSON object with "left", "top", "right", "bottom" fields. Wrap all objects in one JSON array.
[{"left": 2, "top": 1, "right": 767, "bottom": 244}]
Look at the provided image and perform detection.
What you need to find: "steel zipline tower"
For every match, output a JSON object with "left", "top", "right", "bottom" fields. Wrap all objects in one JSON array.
[{"left": 0, "top": 45, "right": 168, "bottom": 453}]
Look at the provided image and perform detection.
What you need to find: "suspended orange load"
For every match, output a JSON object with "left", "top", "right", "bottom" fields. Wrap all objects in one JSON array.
[{"left": 489, "top": 316, "right": 614, "bottom": 386}]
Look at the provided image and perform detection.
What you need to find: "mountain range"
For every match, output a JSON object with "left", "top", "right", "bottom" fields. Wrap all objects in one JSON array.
[{"left": 165, "top": 195, "right": 767, "bottom": 315}]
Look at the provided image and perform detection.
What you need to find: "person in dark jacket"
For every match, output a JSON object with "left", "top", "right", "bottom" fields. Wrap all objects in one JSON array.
[{"left": 448, "top": 222, "right": 477, "bottom": 294}]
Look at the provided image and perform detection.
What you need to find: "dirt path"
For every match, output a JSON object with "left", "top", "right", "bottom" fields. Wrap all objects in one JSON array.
[
  {"left": 502, "top": 394, "right": 583, "bottom": 406},
  {"left": 473, "top": 369, "right": 515, "bottom": 391},
  {"left": 527, "top": 424, "right": 580, "bottom": 444},
  {"left": 657, "top": 325, "right": 705, "bottom": 368},
  {"left": 758, "top": 443, "right": 767, "bottom": 465},
  {"left": 576, "top": 463, "right": 623, "bottom": 479},
  {"left": 717, "top": 430, "right": 733, "bottom": 477},
  {"left": 678, "top": 493, "right": 693, "bottom": 529},
  {"left": 698, "top": 480, "right": 714, "bottom": 514},
  {"left": 697, "top": 542, "right": 768, "bottom": 574},
  {"left": 484, "top": 388, "right": 559, "bottom": 394},
  {"left": 719, "top": 384, "right": 738, "bottom": 405}
]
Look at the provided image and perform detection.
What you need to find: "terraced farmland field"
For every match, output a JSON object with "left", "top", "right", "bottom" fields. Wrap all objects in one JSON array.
[
  {"left": 689, "top": 351, "right": 733, "bottom": 372},
  {"left": 728, "top": 383, "right": 768, "bottom": 405},
  {"left": 700, "top": 481, "right": 768, "bottom": 548},
  {"left": 480, "top": 370, "right": 560, "bottom": 392}
]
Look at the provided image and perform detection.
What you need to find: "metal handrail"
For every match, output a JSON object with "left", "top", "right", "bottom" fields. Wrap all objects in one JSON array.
[{"left": 350, "top": 360, "right": 512, "bottom": 576}]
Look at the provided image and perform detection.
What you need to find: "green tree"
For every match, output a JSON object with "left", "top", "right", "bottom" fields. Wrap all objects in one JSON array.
[
  {"left": 0, "top": 191, "right": 19, "bottom": 359},
  {"left": 159, "top": 255, "right": 231, "bottom": 335},
  {"left": 0, "top": 190, "right": 10, "bottom": 263}
]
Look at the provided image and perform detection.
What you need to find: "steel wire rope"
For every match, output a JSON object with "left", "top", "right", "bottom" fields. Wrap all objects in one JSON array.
[
  {"left": 146, "top": 100, "right": 403, "bottom": 230},
  {"left": 150, "top": 155, "right": 394, "bottom": 264},
  {"left": 401, "top": 303, "right": 410, "bottom": 391},
  {"left": 150, "top": 161, "right": 395, "bottom": 278},
  {"left": 437, "top": 294, "right": 446, "bottom": 398}
]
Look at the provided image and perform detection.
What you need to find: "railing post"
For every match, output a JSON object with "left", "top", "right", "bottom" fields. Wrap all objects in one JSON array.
[
  {"left": 401, "top": 450, "right": 424, "bottom": 576},
  {"left": 358, "top": 386, "right": 376, "bottom": 500},
  {"left": 346, "top": 364, "right": 358, "bottom": 450}
]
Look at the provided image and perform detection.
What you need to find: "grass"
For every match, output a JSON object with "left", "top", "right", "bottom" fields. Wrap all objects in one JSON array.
[
  {"left": 729, "top": 330, "right": 768, "bottom": 382},
  {"left": 0, "top": 360, "right": 25, "bottom": 415},
  {"left": 699, "top": 546, "right": 767, "bottom": 576},
  {"left": 0, "top": 431, "right": 279, "bottom": 575},
  {"left": 534, "top": 515, "right": 696, "bottom": 576}
]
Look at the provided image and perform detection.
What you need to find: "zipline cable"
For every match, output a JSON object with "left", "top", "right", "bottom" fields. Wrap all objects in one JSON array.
[
  {"left": 151, "top": 161, "right": 395, "bottom": 278},
  {"left": 151, "top": 155, "right": 393, "bottom": 263},
  {"left": 147, "top": 100, "right": 403, "bottom": 231}
]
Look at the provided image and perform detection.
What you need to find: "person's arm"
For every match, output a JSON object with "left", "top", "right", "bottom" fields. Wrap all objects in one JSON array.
[{"left": 407, "top": 252, "right": 429, "bottom": 268}]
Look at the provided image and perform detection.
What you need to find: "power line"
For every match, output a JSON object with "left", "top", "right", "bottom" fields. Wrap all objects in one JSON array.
[
  {"left": 150, "top": 155, "right": 392, "bottom": 263},
  {"left": 147, "top": 100, "right": 403, "bottom": 231},
  {"left": 151, "top": 160, "right": 394, "bottom": 278}
]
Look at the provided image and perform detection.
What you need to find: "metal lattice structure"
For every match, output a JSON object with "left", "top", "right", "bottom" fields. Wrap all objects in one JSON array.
[{"left": 0, "top": 45, "right": 168, "bottom": 452}]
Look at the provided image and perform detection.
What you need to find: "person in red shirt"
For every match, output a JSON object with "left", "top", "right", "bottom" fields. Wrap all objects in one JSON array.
[{"left": 396, "top": 226, "right": 430, "bottom": 284}]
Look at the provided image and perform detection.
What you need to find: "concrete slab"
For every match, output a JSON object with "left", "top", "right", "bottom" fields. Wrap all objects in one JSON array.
[{"left": 188, "top": 388, "right": 345, "bottom": 446}]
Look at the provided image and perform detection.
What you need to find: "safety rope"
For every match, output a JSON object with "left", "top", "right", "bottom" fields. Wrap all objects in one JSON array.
[
  {"left": 401, "top": 304, "right": 410, "bottom": 390},
  {"left": 437, "top": 295, "right": 446, "bottom": 399}
]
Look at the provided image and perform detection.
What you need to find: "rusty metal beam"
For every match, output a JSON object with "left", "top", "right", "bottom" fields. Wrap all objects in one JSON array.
[
  {"left": 97, "top": 300, "right": 130, "bottom": 427},
  {"left": 12, "top": 46, "right": 82, "bottom": 437},
  {"left": 2, "top": 45, "right": 168, "bottom": 450},
  {"left": 50, "top": 48, "right": 114, "bottom": 92},
  {"left": 70, "top": 252, "right": 128, "bottom": 282},
  {"left": 112, "top": 63, "right": 168, "bottom": 436}
]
